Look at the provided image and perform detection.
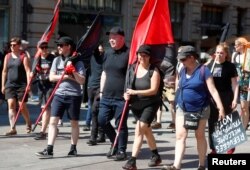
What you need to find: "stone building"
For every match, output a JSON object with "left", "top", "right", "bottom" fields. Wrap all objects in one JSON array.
[{"left": 1, "top": 0, "right": 250, "bottom": 55}]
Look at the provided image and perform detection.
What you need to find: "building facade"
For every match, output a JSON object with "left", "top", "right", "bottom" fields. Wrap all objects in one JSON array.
[{"left": 1, "top": 0, "right": 250, "bottom": 55}]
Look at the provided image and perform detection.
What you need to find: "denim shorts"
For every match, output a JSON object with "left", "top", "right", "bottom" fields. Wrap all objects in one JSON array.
[{"left": 51, "top": 94, "right": 82, "bottom": 120}]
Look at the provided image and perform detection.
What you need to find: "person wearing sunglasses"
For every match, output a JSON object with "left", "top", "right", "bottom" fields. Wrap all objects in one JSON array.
[
  {"left": 36, "top": 36, "right": 86, "bottom": 158},
  {"left": 31, "top": 40, "right": 55, "bottom": 140},
  {"left": 1, "top": 37, "right": 32, "bottom": 136},
  {"left": 162, "top": 45, "right": 225, "bottom": 170}
]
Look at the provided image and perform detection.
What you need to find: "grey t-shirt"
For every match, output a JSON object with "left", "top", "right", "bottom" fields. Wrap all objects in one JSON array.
[{"left": 50, "top": 56, "right": 86, "bottom": 96}]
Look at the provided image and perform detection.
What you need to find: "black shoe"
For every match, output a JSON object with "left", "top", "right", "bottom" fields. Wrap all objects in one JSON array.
[
  {"left": 35, "top": 149, "right": 53, "bottom": 159},
  {"left": 87, "top": 139, "right": 97, "bottom": 146},
  {"left": 115, "top": 151, "right": 127, "bottom": 161},
  {"left": 96, "top": 137, "right": 106, "bottom": 143},
  {"left": 68, "top": 149, "right": 77, "bottom": 157},
  {"left": 122, "top": 158, "right": 137, "bottom": 170},
  {"left": 34, "top": 132, "right": 46, "bottom": 140},
  {"left": 148, "top": 154, "right": 162, "bottom": 167},
  {"left": 106, "top": 146, "right": 117, "bottom": 158},
  {"left": 83, "top": 125, "right": 90, "bottom": 131}
]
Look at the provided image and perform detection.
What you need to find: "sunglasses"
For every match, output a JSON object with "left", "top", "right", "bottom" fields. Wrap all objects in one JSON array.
[
  {"left": 180, "top": 57, "right": 187, "bottom": 62},
  {"left": 10, "top": 44, "right": 17, "bottom": 47},
  {"left": 40, "top": 46, "right": 48, "bottom": 49},
  {"left": 57, "top": 44, "right": 68, "bottom": 48}
]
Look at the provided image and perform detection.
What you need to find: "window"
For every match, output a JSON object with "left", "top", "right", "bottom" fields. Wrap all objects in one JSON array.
[
  {"left": 169, "top": 1, "right": 184, "bottom": 40},
  {"left": 61, "top": 0, "right": 121, "bottom": 13},
  {"left": 201, "top": 5, "right": 223, "bottom": 37},
  {"left": 0, "top": 8, "right": 9, "bottom": 49}
]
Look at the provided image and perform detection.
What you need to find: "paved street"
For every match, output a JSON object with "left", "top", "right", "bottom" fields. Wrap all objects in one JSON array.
[{"left": 0, "top": 100, "right": 249, "bottom": 170}]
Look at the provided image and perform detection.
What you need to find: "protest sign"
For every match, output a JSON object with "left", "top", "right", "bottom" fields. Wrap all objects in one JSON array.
[{"left": 212, "top": 111, "right": 247, "bottom": 153}]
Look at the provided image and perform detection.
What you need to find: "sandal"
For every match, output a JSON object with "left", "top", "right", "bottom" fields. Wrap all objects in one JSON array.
[
  {"left": 162, "top": 165, "right": 180, "bottom": 170},
  {"left": 26, "top": 124, "right": 32, "bottom": 133}
]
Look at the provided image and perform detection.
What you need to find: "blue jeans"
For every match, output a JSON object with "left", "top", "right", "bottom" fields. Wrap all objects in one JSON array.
[{"left": 98, "top": 97, "right": 129, "bottom": 152}]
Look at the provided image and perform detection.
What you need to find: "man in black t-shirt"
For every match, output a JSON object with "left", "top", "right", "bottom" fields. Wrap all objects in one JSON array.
[{"left": 98, "top": 26, "right": 129, "bottom": 161}]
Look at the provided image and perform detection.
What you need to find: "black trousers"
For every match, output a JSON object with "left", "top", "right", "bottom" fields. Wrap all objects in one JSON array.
[{"left": 87, "top": 87, "right": 105, "bottom": 140}]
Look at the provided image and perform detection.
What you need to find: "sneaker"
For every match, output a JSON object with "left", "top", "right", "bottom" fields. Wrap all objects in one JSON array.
[
  {"left": 167, "top": 123, "right": 175, "bottom": 129},
  {"left": 35, "top": 149, "right": 53, "bottom": 159},
  {"left": 197, "top": 165, "right": 206, "bottom": 170},
  {"left": 106, "top": 146, "right": 117, "bottom": 158},
  {"left": 151, "top": 122, "right": 162, "bottom": 129},
  {"left": 83, "top": 125, "right": 90, "bottom": 131},
  {"left": 115, "top": 151, "right": 127, "bottom": 161},
  {"left": 227, "top": 148, "right": 235, "bottom": 154},
  {"left": 96, "top": 137, "right": 106, "bottom": 143},
  {"left": 122, "top": 158, "right": 137, "bottom": 170},
  {"left": 68, "top": 149, "right": 77, "bottom": 157},
  {"left": 161, "top": 165, "right": 180, "bottom": 170},
  {"left": 87, "top": 139, "right": 97, "bottom": 146},
  {"left": 34, "top": 132, "right": 46, "bottom": 140},
  {"left": 5, "top": 129, "right": 17, "bottom": 136},
  {"left": 148, "top": 154, "right": 162, "bottom": 167}
]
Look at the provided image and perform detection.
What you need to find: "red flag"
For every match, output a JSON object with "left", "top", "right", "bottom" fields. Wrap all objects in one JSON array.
[
  {"left": 40, "top": 0, "right": 61, "bottom": 42},
  {"left": 129, "top": 0, "right": 174, "bottom": 64},
  {"left": 76, "top": 13, "right": 102, "bottom": 56}
]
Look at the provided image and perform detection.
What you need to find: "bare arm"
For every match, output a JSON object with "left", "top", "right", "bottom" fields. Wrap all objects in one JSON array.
[
  {"left": 1, "top": 55, "right": 8, "bottom": 94},
  {"left": 206, "top": 76, "right": 225, "bottom": 120},
  {"left": 231, "top": 76, "right": 239, "bottom": 110}
]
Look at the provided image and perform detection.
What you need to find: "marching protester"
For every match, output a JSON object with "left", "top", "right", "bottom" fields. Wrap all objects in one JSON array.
[
  {"left": 31, "top": 40, "right": 55, "bottom": 140},
  {"left": 36, "top": 36, "right": 86, "bottom": 158},
  {"left": 162, "top": 45, "right": 225, "bottom": 170},
  {"left": 231, "top": 37, "right": 250, "bottom": 130},
  {"left": 1, "top": 37, "right": 32, "bottom": 136},
  {"left": 122, "top": 44, "right": 162, "bottom": 170},
  {"left": 86, "top": 44, "right": 106, "bottom": 145},
  {"left": 206, "top": 43, "right": 239, "bottom": 154},
  {"left": 98, "top": 26, "right": 129, "bottom": 161}
]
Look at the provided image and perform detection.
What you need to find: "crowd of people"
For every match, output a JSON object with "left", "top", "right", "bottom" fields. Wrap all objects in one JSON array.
[{"left": 1, "top": 27, "right": 250, "bottom": 170}]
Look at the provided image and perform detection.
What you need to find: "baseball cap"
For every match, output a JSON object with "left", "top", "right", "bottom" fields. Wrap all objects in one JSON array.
[
  {"left": 136, "top": 44, "right": 151, "bottom": 56},
  {"left": 55, "top": 36, "right": 75, "bottom": 46},
  {"left": 106, "top": 26, "right": 125, "bottom": 36},
  {"left": 37, "top": 40, "right": 48, "bottom": 47},
  {"left": 177, "top": 45, "right": 197, "bottom": 60}
]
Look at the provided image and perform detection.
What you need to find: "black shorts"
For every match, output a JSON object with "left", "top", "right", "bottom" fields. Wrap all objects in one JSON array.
[
  {"left": 51, "top": 94, "right": 82, "bottom": 120},
  {"left": 38, "top": 87, "right": 53, "bottom": 108},
  {"left": 5, "top": 87, "right": 28, "bottom": 102},
  {"left": 132, "top": 102, "right": 159, "bottom": 126}
]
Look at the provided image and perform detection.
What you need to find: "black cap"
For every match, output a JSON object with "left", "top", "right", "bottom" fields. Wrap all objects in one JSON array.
[
  {"left": 177, "top": 45, "right": 197, "bottom": 59},
  {"left": 55, "top": 36, "right": 75, "bottom": 46},
  {"left": 136, "top": 44, "right": 151, "bottom": 56},
  {"left": 106, "top": 26, "right": 125, "bottom": 36},
  {"left": 37, "top": 40, "right": 48, "bottom": 47}
]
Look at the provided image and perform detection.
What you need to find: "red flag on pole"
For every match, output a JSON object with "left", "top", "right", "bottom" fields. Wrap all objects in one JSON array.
[
  {"left": 14, "top": 0, "right": 61, "bottom": 127},
  {"left": 129, "top": 0, "right": 174, "bottom": 64},
  {"left": 40, "top": 0, "right": 61, "bottom": 42}
]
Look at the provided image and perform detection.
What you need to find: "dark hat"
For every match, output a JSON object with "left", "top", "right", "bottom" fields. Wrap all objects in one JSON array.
[
  {"left": 37, "top": 40, "right": 48, "bottom": 47},
  {"left": 177, "top": 45, "right": 197, "bottom": 59},
  {"left": 106, "top": 26, "right": 125, "bottom": 36},
  {"left": 136, "top": 44, "right": 151, "bottom": 56},
  {"left": 55, "top": 36, "right": 75, "bottom": 46}
]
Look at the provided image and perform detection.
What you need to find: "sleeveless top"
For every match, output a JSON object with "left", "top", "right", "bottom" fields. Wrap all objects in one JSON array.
[{"left": 5, "top": 54, "right": 27, "bottom": 88}]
